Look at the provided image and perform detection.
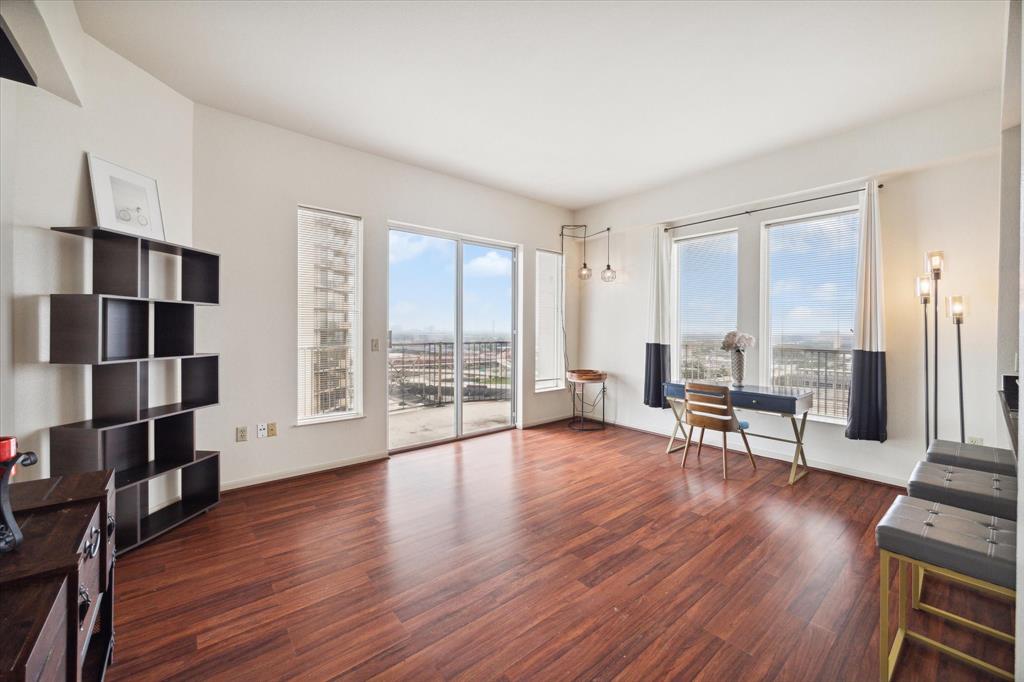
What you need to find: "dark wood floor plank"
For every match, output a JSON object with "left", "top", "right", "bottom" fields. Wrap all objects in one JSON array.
[{"left": 106, "top": 423, "right": 1012, "bottom": 681}]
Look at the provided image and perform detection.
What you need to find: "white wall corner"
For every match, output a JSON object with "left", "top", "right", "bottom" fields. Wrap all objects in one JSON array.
[{"left": 0, "top": 0, "right": 83, "bottom": 106}]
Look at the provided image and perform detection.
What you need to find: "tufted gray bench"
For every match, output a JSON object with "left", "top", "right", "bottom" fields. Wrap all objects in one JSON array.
[
  {"left": 926, "top": 439, "right": 1017, "bottom": 477},
  {"left": 876, "top": 495, "right": 1015, "bottom": 681},
  {"left": 906, "top": 460, "right": 1016, "bottom": 521},
  {"left": 876, "top": 495, "right": 1015, "bottom": 589}
]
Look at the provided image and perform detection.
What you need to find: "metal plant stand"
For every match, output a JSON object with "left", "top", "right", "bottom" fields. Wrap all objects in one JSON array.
[{"left": 567, "top": 371, "right": 607, "bottom": 431}]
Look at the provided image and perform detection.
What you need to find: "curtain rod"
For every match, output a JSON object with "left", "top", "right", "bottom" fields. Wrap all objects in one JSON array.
[{"left": 663, "top": 185, "right": 882, "bottom": 233}]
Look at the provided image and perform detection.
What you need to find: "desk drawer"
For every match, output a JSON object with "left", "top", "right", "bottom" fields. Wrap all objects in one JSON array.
[{"left": 731, "top": 391, "right": 796, "bottom": 414}]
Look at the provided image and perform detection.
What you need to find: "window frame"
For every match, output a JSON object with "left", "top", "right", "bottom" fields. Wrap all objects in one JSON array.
[
  {"left": 534, "top": 248, "right": 566, "bottom": 393},
  {"left": 295, "top": 204, "right": 365, "bottom": 426},
  {"left": 758, "top": 204, "right": 859, "bottom": 425},
  {"left": 669, "top": 227, "right": 739, "bottom": 382}
]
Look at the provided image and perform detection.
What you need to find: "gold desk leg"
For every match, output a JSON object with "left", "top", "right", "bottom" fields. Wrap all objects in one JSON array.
[
  {"left": 680, "top": 425, "right": 694, "bottom": 467},
  {"left": 787, "top": 412, "right": 809, "bottom": 485},
  {"left": 666, "top": 399, "right": 690, "bottom": 454}
]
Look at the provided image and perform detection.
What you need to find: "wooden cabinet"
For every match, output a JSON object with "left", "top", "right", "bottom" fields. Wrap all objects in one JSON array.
[{"left": 0, "top": 471, "right": 115, "bottom": 682}]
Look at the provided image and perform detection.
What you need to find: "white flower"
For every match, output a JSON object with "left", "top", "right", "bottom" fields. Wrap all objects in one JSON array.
[{"left": 721, "top": 330, "right": 756, "bottom": 351}]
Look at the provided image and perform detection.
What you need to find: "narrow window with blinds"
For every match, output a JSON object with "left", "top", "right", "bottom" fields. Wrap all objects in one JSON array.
[
  {"left": 764, "top": 208, "right": 859, "bottom": 420},
  {"left": 535, "top": 250, "right": 565, "bottom": 391},
  {"left": 675, "top": 230, "right": 738, "bottom": 380},
  {"left": 297, "top": 206, "right": 363, "bottom": 423}
]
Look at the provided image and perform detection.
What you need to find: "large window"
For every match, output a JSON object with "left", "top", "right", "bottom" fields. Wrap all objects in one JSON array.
[
  {"left": 764, "top": 209, "right": 859, "bottom": 420},
  {"left": 297, "top": 206, "right": 362, "bottom": 423},
  {"left": 674, "top": 230, "right": 738, "bottom": 380},
  {"left": 535, "top": 250, "right": 565, "bottom": 391}
]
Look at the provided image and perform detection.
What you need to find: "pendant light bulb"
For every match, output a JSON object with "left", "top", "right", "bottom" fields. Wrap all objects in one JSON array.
[
  {"left": 579, "top": 263, "right": 592, "bottom": 280},
  {"left": 601, "top": 227, "right": 615, "bottom": 282}
]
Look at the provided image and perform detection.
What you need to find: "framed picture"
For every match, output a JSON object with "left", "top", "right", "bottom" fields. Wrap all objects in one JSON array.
[{"left": 87, "top": 153, "right": 166, "bottom": 240}]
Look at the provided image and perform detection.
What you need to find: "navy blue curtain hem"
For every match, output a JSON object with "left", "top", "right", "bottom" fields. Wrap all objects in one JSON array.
[
  {"left": 643, "top": 343, "right": 670, "bottom": 408},
  {"left": 846, "top": 349, "right": 887, "bottom": 442}
]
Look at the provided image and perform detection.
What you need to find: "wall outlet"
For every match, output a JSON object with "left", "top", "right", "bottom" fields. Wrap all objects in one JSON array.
[
  {"left": 371, "top": 338, "right": 380, "bottom": 352},
  {"left": 236, "top": 426, "right": 248, "bottom": 442},
  {"left": 267, "top": 422, "right": 278, "bottom": 437},
  {"left": 966, "top": 436, "right": 984, "bottom": 445},
  {"left": 257, "top": 423, "right": 268, "bottom": 439}
]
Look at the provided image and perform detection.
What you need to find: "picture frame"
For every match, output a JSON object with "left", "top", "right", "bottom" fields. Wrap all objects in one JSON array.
[{"left": 86, "top": 153, "right": 166, "bottom": 240}]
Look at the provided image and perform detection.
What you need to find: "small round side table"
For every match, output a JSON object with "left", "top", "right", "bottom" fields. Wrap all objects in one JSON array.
[{"left": 566, "top": 369, "right": 607, "bottom": 431}]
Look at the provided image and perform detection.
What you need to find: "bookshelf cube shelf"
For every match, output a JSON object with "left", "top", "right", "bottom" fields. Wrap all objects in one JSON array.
[{"left": 48, "top": 226, "right": 221, "bottom": 553}]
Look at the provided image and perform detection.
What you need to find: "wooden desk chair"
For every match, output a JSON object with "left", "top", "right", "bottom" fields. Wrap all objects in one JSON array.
[{"left": 679, "top": 382, "right": 757, "bottom": 480}]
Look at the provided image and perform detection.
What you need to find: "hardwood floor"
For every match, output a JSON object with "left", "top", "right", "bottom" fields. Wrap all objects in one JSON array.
[{"left": 108, "top": 423, "right": 1013, "bottom": 681}]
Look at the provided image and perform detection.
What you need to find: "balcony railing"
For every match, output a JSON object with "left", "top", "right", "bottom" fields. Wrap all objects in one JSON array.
[
  {"left": 387, "top": 341, "right": 511, "bottom": 410},
  {"left": 678, "top": 342, "right": 852, "bottom": 419},
  {"left": 771, "top": 345, "right": 852, "bottom": 419}
]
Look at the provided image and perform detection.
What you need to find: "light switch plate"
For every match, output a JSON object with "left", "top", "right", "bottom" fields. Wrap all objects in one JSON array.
[
  {"left": 257, "top": 423, "right": 268, "bottom": 439},
  {"left": 236, "top": 426, "right": 248, "bottom": 442},
  {"left": 371, "top": 338, "right": 380, "bottom": 352},
  {"left": 267, "top": 422, "right": 278, "bottom": 437}
]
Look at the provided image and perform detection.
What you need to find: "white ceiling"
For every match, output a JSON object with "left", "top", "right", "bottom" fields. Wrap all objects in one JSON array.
[{"left": 75, "top": 0, "right": 1006, "bottom": 210}]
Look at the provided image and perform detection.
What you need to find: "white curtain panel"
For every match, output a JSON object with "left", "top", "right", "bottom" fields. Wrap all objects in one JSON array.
[
  {"left": 846, "top": 180, "right": 888, "bottom": 441},
  {"left": 644, "top": 224, "right": 672, "bottom": 407}
]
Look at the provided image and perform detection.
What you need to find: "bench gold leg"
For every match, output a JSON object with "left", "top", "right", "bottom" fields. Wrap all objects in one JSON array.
[
  {"left": 879, "top": 549, "right": 1015, "bottom": 682},
  {"left": 880, "top": 550, "right": 890, "bottom": 682},
  {"left": 912, "top": 564, "right": 922, "bottom": 609}
]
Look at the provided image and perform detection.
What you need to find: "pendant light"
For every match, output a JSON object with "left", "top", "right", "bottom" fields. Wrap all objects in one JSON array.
[
  {"left": 601, "top": 227, "right": 616, "bottom": 282},
  {"left": 578, "top": 226, "right": 592, "bottom": 280}
]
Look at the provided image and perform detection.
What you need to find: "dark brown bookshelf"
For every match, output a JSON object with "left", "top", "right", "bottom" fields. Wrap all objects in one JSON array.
[{"left": 48, "top": 226, "right": 220, "bottom": 554}]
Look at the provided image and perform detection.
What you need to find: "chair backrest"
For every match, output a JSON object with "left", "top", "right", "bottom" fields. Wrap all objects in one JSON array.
[{"left": 683, "top": 382, "right": 739, "bottom": 433}]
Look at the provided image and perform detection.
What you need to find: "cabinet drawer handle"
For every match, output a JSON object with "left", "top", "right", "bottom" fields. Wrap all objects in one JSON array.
[
  {"left": 78, "top": 584, "right": 91, "bottom": 627},
  {"left": 106, "top": 513, "right": 116, "bottom": 538}
]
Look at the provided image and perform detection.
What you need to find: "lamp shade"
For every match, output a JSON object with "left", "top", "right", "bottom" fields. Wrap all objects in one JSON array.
[
  {"left": 578, "top": 263, "right": 592, "bottom": 280},
  {"left": 926, "top": 250, "right": 944, "bottom": 278},
  {"left": 946, "top": 295, "right": 965, "bottom": 323},
  {"left": 915, "top": 275, "right": 931, "bottom": 303},
  {"left": 601, "top": 265, "right": 616, "bottom": 282}
]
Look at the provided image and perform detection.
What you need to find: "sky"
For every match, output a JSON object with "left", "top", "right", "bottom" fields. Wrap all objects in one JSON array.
[
  {"left": 389, "top": 230, "right": 513, "bottom": 340},
  {"left": 678, "top": 211, "right": 860, "bottom": 347},
  {"left": 389, "top": 212, "right": 858, "bottom": 348}
]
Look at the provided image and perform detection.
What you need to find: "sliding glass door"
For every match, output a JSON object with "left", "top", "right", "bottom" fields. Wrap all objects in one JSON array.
[
  {"left": 461, "top": 242, "right": 514, "bottom": 435},
  {"left": 388, "top": 227, "right": 516, "bottom": 450}
]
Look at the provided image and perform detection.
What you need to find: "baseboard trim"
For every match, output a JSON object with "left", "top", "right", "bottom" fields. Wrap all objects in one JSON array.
[
  {"left": 523, "top": 414, "right": 573, "bottom": 429},
  {"left": 605, "top": 420, "right": 905, "bottom": 488},
  {"left": 221, "top": 451, "right": 388, "bottom": 492}
]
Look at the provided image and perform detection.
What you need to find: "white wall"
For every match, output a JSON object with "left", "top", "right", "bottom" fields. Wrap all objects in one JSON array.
[
  {"left": 191, "top": 106, "right": 576, "bottom": 490},
  {"left": 1, "top": 25, "right": 194, "bottom": 485},
  {"left": 574, "top": 94, "right": 1003, "bottom": 486}
]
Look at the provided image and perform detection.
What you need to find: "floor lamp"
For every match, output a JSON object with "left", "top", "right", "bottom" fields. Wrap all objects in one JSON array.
[
  {"left": 927, "top": 251, "right": 944, "bottom": 440},
  {"left": 916, "top": 275, "right": 932, "bottom": 449},
  {"left": 949, "top": 295, "right": 966, "bottom": 443}
]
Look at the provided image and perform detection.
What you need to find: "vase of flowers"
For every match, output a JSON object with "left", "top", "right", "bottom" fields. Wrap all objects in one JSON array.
[{"left": 721, "top": 331, "right": 756, "bottom": 387}]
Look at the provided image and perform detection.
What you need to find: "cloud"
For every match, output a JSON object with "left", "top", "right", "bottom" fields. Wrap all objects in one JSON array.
[
  {"left": 788, "top": 306, "right": 814, "bottom": 321},
  {"left": 813, "top": 282, "right": 839, "bottom": 301},
  {"left": 390, "top": 231, "right": 445, "bottom": 264},
  {"left": 464, "top": 250, "right": 511, "bottom": 277}
]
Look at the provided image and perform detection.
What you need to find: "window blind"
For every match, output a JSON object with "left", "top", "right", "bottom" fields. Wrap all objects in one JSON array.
[
  {"left": 765, "top": 209, "right": 859, "bottom": 419},
  {"left": 297, "top": 206, "right": 362, "bottom": 422},
  {"left": 535, "top": 250, "right": 564, "bottom": 390},
  {"left": 676, "top": 230, "right": 738, "bottom": 380}
]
